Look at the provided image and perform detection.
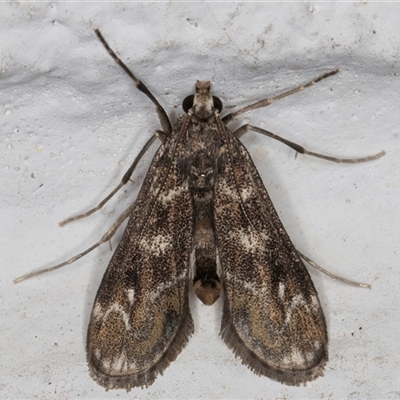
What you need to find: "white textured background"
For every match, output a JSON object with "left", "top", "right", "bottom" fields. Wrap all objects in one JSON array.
[{"left": 1, "top": 2, "right": 399, "bottom": 399}]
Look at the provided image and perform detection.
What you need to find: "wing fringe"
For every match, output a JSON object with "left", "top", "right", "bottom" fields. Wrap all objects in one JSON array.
[
  {"left": 87, "top": 306, "right": 194, "bottom": 391},
  {"left": 220, "top": 297, "right": 328, "bottom": 386}
]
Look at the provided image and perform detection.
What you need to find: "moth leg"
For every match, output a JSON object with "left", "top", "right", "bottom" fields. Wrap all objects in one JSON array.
[
  {"left": 298, "top": 250, "right": 371, "bottom": 289},
  {"left": 233, "top": 124, "right": 385, "bottom": 163},
  {"left": 14, "top": 203, "right": 133, "bottom": 283},
  {"left": 62, "top": 28, "right": 175, "bottom": 227},
  {"left": 222, "top": 69, "right": 339, "bottom": 124},
  {"left": 59, "top": 133, "right": 157, "bottom": 226},
  {"left": 94, "top": 29, "right": 172, "bottom": 135}
]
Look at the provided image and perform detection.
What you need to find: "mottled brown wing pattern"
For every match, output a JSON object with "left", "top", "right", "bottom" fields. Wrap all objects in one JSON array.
[
  {"left": 14, "top": 30, "right": 381, "bottom": 390},
  {"left": 214, "top": 132, "right": 328, "bottom": 385},
  {"left": 87, "top": 134, "right": 194, "bottom": 390}
]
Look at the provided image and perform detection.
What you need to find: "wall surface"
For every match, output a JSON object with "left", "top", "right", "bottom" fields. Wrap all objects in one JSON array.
[{"left": 1, "top": 2, "right": 399, "bottom": 399}]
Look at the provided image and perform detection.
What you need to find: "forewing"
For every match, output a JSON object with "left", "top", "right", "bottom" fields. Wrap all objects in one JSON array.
[
  {"left": 214, "top": 133, "right": 328, "bottom": 385},
  {"left": 87, "top": 135, "right": 194, "bottom": 390}
]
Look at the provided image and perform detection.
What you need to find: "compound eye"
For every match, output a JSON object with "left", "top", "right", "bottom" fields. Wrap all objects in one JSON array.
[
  {"left": 213, "top": 96, "right": 223, "bottom": 113},
  {"left": 182, "top": 95, "right": 194, "bottom": 113}
]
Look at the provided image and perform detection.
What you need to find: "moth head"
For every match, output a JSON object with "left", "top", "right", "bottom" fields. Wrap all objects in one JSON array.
[{"left": 182, "top": 81, "right": 223, "bottom": 118}]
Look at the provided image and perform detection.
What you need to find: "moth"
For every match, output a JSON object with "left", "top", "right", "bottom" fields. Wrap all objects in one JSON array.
[{"left": 15, "top": 30, "right": 385, "bottom": 391}]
